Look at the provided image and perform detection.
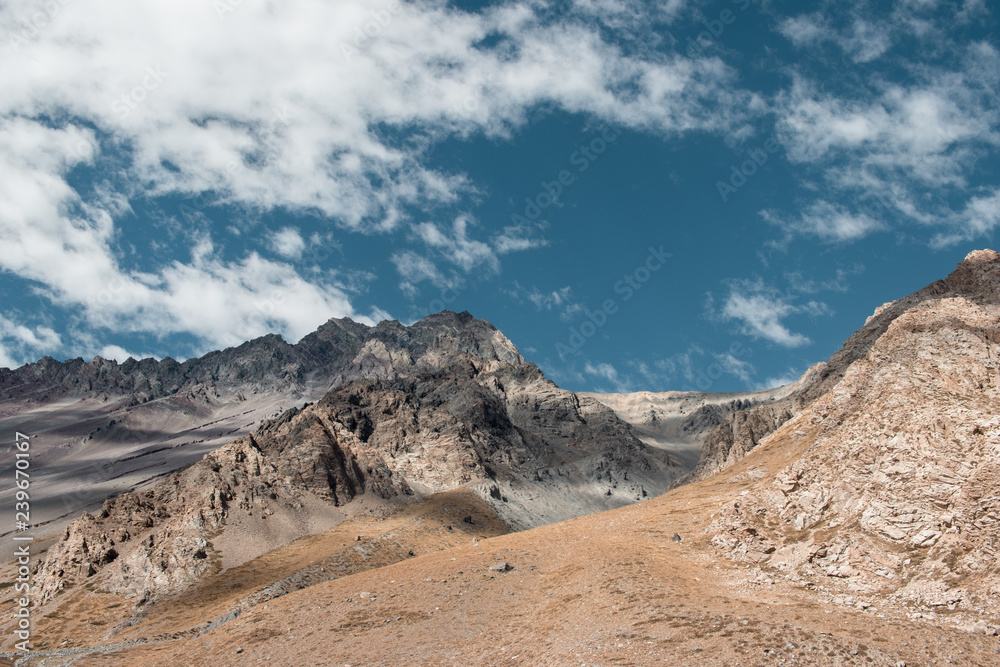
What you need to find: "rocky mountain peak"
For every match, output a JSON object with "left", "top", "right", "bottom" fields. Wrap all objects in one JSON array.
[
  {"left": 31, "top": 309, "right": 681, "bottom": 604},
  {"left": 945, "top": 248, "right": 1000, "bottom": 303},
  {"left": 677, "top": 249, "right": 1000, "bottom": 486},
  {"left": 0, "top": 310, "right": 527, "bottom": 405}
]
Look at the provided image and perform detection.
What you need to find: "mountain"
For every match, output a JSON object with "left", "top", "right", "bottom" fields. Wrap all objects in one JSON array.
[
  {"left": 27, "top": 311, "right": 686, "bottom": 604},
  {"left": 4, "top": 250, "right": 999, "bottom": 665},
  {"left": 709, "top": 249, "right": 1000, "bottom": 615},
  {"left": 0, "top": 312, "right": 689, "bottom": 563}
]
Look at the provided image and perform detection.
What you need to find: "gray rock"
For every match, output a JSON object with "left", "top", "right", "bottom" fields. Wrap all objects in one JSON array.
[{"left": 35, "top": 311, "right": 682, "bottom": 603}]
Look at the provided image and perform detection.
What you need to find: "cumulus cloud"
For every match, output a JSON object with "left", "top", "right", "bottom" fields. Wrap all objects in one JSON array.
[
  {"left": 0, "top": 314, "right": 63, "bottom": 369},
  {"left": 0, "top": 0, "right": 753, "bottom": 357},
  {"left": 99, "top": 344, "right": 151, "bottom": 364},
  {"left": 0, "top": 118, "right": 370, "bottom": 350},
  {"left": 269, "top": 227, "right": 307, "bottom": 260},
  {"left": 1, "top": 0, "right": 746, "bottom": 230}
]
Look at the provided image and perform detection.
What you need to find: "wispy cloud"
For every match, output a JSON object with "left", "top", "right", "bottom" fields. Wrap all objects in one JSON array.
[
  {"left": 763, "top": 201, "right": 885, "bottom": 243},
  {"left": 711, "top": 279, "right": 832, "bottom": 348},
  {"left": 768, "top": 6, "right": 1000, "bottom": 248},
  {"left": 779, "top": 12, "right": 891, "bottom": 63},
  {"left": 583, "top": 361, "right": 631, "bottom": 393},
  {"left": 502, "top": 282, "right": 583, "bottom": 322},
  {"left": 413, "top": 217, "right": 499, "bottom": 273},
  {"left": 493, "top": 224, "right": 549, "bottom": 254}
]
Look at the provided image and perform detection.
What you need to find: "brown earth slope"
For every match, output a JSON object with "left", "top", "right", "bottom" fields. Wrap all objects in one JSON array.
[{"left": 43, "top": 419, "right": 1000, "bottom": 666}]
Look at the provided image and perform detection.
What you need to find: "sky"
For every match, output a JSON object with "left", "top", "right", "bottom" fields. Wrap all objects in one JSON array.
[{"left": 0, "top": 0, "right": 997, "bottom": 394}]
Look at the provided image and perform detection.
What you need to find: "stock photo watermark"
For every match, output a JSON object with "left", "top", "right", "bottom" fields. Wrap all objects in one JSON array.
[
  {"left": 556, "top": 245, "right": 672, "bottom": 357},
  {"left": 510, "top": 123, "right": 623, "bottom": 226},
  {"left": 11, "top": 431, "right": 33, "bottom": 653},
  {"left": 110, "top": 65, "right": 170, "bottom": 120},
  {"left": 339, "top": 0, "right": 404, "bottom": 61},
  {"left": 214, "top": 0, "right": 247, "bottom": 21},
  {"left": 6, "top": 0, "right": 70, "bottom": 52}
]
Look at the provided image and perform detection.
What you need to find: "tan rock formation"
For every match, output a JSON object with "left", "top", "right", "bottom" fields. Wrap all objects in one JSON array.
[{"left": 709, "top": 249, "right": 1000, "bottom": 619}]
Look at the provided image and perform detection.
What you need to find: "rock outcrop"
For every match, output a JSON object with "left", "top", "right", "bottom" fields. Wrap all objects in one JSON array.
[
  {"left": 708, "top": 249, "right": 1000, "bottom": 619},
  {"left": 679, "top": 253, "right": 969, "bottom": 484}
]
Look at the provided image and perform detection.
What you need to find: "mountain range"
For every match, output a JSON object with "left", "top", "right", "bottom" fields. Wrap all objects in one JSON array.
[{"left": 1, "top": 250, "right": 998, "bottom": 665}]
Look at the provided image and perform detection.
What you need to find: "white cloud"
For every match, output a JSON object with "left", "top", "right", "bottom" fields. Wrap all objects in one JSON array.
[
  {"left": 769, "top": 38, "right": 1000, "bottom": 245},
  {"left": 583, "top": 360, "right": 631, "bottom": 392},
  {"left": 0, "top": 0, "right": 746, "bottom": 232},
  {"left": 784, "top": 266, "right": 862, "bottom": 294},
  {"left": 616, "top": 340, "right": 758, "bottom": 391},
  {"left": 775, "top": 78, "right": 994, "bottom": 182},
  {"left": 932, "top": 188, "right": 1000, "bottom": 248},
  {"left": 269, "top": 227, "right": 306, "bottom": 260},
  {"left": 0, "top": 344, "right": 18, "bottom": 370},
  {"left": 0, "top": 117, "right": 373, "bottom": 354},
  {"left": 714, "top": 279, "right": 830, "bottom": 348},
  {"left": 779, "top": 13, "right": 891, "bottom": 63},
  {"left": 778, "top": 14, "right": 828, "bottom": 48},
  {"left": 391, "top": 250, "right": 458, "bottom": 297},
  {"left": 0, "top": 314, "right": 63, "bottom": 369},
  {"left": 528, "top": 286, "right": 572, "bottom": 310},
  {"left": 502, "top": 282, "right": 584, "bottom": 322},
  {"left": 99, "top": 344, "right": 150, "bottom": 363},
  {"left": 414, "top": 217, "right": 498, "bottom": 273},
  {"left": 0, "top": 0, "right": 753, "bottom": 356},
  {"left": 763, "top": 201, "right": 885, "bottom": 243},
  {"left": 712, "top": 352, "right": 755, "bottom": 385},
  {"left": 493, "top": 225, "right": 549, "bottom": 254},
  {"left": 722, "top": 294, "right": 808, "bottom": 347}
]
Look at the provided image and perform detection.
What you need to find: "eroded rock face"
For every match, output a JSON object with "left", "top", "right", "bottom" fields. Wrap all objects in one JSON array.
[
  {"left": 685, "top": 403, "right": 796, "bottom": 482},
  {"left": 36, "top": 313, "right": 683, "bottom": 603},
  {"left": 709, "top": 250, "right": 1000, "bottom": 617},
  {"left": 680, "top": 253, "right": 975, "bottom": 485},
  {"left": 0, "top": 311, "right": 524, "bottom": 405}
]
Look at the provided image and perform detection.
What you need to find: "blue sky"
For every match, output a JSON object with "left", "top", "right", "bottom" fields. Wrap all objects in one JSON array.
[{"left": 0, "top": 0, "right": 997, "bottom": 393}]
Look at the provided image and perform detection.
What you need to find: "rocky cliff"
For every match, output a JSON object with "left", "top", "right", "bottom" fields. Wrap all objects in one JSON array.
[
  {"left": 679, "top": 256, "right": 965, "bottom": 485},
  {"left": 708, "top": 249, "right": 1000, "bottom": 619}
]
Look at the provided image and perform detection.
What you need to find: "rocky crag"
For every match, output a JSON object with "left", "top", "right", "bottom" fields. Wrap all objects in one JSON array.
[
  {"left": 678, "top": 252, "right": 986, "bottom": 485},
  {"left": 708, "top": 249, "right": 1000, "bottom": 622},
  {"left": 35, "top": 312, "right": 684, "bottom": 603}
]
